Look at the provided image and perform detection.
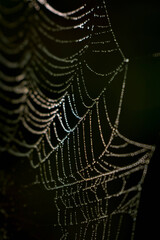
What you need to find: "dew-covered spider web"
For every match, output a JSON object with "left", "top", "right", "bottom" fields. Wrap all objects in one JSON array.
[{"left": 0, "top": 0, "right": 155, "bottom": 239}]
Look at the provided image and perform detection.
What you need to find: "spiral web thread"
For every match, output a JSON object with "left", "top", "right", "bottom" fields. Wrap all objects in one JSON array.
[{"left": 0, "top": 0, "right": 155, "bottom": 239}]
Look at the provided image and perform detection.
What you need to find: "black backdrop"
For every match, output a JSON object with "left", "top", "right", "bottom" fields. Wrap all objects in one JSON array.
[
  {"left": 0, "top": 0, "right": 160, "bottom": 239},
  {"left": 108, "top": 1, "right": 160, "bottom": 239}
]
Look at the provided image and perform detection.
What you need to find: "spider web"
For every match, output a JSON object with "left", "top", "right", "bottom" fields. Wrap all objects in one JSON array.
[{"left": 0, "top": 0, "right": 155, "bottom": 239}]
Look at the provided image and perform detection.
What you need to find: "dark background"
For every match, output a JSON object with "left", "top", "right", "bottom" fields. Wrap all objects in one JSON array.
[
  {"left": 0, "top": 0, "right": 160, "bottom": 239},
  {"left": 108, "top": 0, "right": 160, "bottom": 239}
]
